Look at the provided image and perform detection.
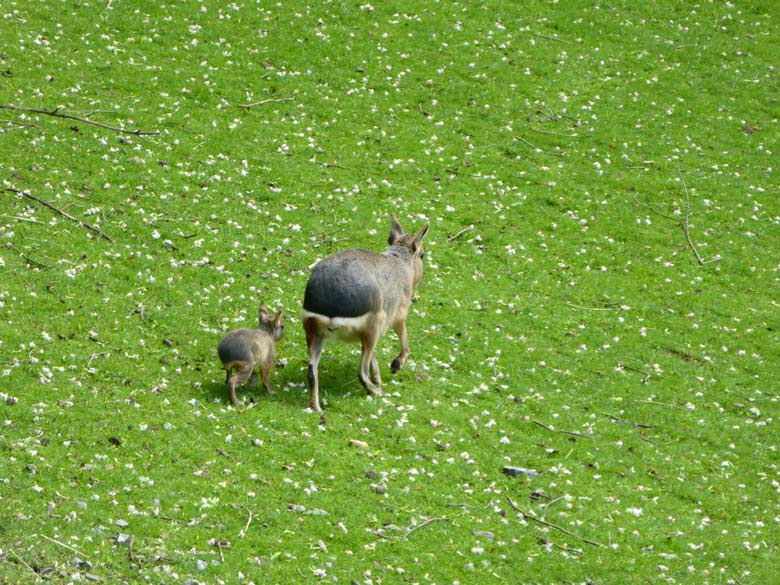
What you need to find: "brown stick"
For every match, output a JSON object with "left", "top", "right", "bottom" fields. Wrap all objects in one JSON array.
[
  {"left": 403, "top": 517, "right": 450, "bottom": 540},
  {"left": 236, "top": 97, "right": 294, "bottom": 109},
  {"left": 514, "top": 135, "right": 544, "bottom": 152},
  {"left": 530, "top": 127, "right": 578, "bottom": 137},
  {"left": 506, "top": 496, "right": 605, "bottom": 548},
  {"left": 5, "top": 242, "right": 50, "bottom": 269},
  {"left": 5, "top": 188, "right": 114, "bottom": 243},
  {"left": 533, "top": 419, "right": 592, "bottom": 440},
  {"left": 632, "top": 168, "right": 721, "bottom": 266},
  {"left": 447, "top": 224, "right": 475, "bottom": 242},
  {"left": 599, "top": 411, "right": 655, "bottom": 429},
  {"left": 534, "top": 33, "right": 572, "bottom": 44},
  {"left": 0, "top": 104, "right": 159, "bottom": 136},
  {"left": 8, "top": 549, "right": 41, "bottom": 581},
  {"left": 677, "top": 167, "right": 720, "bottom": 266}
]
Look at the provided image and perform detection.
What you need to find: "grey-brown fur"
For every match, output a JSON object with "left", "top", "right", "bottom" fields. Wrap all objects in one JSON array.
[
  {"left": 217, "top": 304, "right": 284, "bottom": 407},
  {"left": 301, "top": 216, "right": 430, "bottom": 412}
]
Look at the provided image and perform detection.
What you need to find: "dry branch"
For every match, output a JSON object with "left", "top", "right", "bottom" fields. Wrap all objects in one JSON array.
[
  {"left": 616, "top": 359, "right": 651, "bottom": 384},
  {"left": 5, "top": 188, "right": 114, "bottom": 243},
  {"left": 236, "top": 97, "right": 294, "bottom": 109},
  {"left": 403, "top": 517, "right": 450, "bottom": 540},
  {"left": 533, "top": 419, "right": 592, "bottom": 440},
  {"left": 632, "top": 167, "right": 721, "bottom": 266},
  {"left": 238, "top": 507, "right": 254, "bottom": 538},
  {"left": 514, "top": 135, "right": 544, "bottom": 152},
  {"left": 447, "top": 224, "right": 475, "bottom": 242},
  {"left": 0, "top": 104, "right": 159, "bottom": 136},
  {"left": 565, "top": 301, "right": 621, "bottom": 311},
  {"left": 599, "top": 411, "right": 655, "bottom": 429},
  {"left": 506, "top": 496, "right": 605, "bottom": 548},
  {"left": 677, "top": 168, "right": 720, "bottom": 266},
  {"left": 39, "top": 533, "right": 87, "bottom": 557},
  {"left": 534, "top": 33, "right": 572, "bottom": 44},
  {"left": 8, "top": 549, "right": 41, "bottom": 581},
  {"left": 5, "top": 242, "right": 50, "bottom": 269},
  {"left": 531, "top": 126, "right": 579, "bottom": 137}
]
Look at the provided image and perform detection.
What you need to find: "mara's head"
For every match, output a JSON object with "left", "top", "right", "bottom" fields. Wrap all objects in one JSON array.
[
  {"left": 258, "top": 304, "right": 285, "bottom": 341},
  {"left": 388, "top": 215, "right": 430, "bottom": 288}
]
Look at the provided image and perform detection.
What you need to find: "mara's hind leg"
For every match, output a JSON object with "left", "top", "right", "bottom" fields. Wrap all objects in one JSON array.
[
  {"left": 370, "top": 354, "right": 382, "bottom": 387},
  {"left": 227, "top": 362, "right": 253, "bottom": 407},
  {"left": 390, "top": 319, "right": 410, "bottom": 373},
  {"left": 359, "top": 329, "right": 383, "bottom": 397},
  {"left": 304, "top": 318, "right": 325, "bottom": 412},
  {"left": 261, "top": 361, "right": 276, "bottom": 395}
]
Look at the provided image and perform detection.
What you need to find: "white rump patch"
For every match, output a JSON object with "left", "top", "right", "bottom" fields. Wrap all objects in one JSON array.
[{"left": 301, "top": 310, "right": 386, "bottom": 342}]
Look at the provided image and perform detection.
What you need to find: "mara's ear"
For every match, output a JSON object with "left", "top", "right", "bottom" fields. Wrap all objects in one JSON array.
[
  {"left": 388, "top": 215, "right": 405, "bottom": 245},
  {"left": 275, "top": 309, "right": 284, "bottom": 323},
  {"left": 259, "top": 304, "right": 270, "bottom": 317},
  {"left": 412, "top": 223, "right": 430, "bottom": 252}
]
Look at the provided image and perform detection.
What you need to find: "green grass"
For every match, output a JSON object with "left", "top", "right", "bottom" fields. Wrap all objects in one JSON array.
[{"left": 1, "top": 0, "right": 778, "bottom": 583}]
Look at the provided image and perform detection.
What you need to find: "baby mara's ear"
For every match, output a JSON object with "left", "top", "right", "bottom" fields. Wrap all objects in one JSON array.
[
  {"left": 412, "top": 223, "right": 430, "bottom": 253},
  {"left": 388, "top": 214, "right": 405, "bottom": 245}
]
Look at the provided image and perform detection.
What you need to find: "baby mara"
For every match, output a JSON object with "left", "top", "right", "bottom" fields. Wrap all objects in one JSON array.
[{"left": 217, "top": 304, "right": 284, "bottom": 407}]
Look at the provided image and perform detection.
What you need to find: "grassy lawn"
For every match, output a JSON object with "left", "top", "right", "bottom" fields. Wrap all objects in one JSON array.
[{"left": 1, "top": 1, "right": 777, "bottom": 583}]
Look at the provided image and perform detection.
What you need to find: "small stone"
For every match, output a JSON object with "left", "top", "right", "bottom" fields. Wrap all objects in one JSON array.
[
  {"left": 196, "top": 559, "right": 208, "bottom": 571},
  {"left": 365, "top": 470, "right": 377, "bottom": 480},
  {"left": 349, "top": 439, "right": 368, "bottom": 449},
  {"left": 371, "top": 484, "right": 387, "bottom": 494},
  {"left": 502, "top": 466, "right": 539, "bottom": 478},
  {"left": 115, "top": 519, "right": 129, "bottom": 528},
  {"left": 474, "top": 530, "right": 495, "bottom": 541}
]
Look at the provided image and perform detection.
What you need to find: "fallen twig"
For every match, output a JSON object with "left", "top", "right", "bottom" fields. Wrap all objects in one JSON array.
[
  {"left": 632, "top": 193, "right": 677, "bottom": 221},
  {"left": 237, "top": 97, "right": 294, "bottom": 109},
  {"left": 530, "top": 126, "right": 578, "bottom": 137},
  {"left": 3, "top": 120, "right": 41, "bottom": 130},
  {"left": 86, "top": 352, "right": 111, "bottom": 370},
  {"left": 616, "top": 359, "right": 651, "bottom": 384},
  {"left": 8, "top": 549, "right": 41, "bottom": 581},
  {"left": 238, "top": 507, "right": 254, "bottom": 538},
  {"left": 539, "top": 537, "right": 583, "bottom": 555},
  {"left": 534, "top": 33, "right": 572, "bottom": 44},
  {"left": 403, "top": 517, "right": 450, "bottom": 540},
  {"left": 5, "top": 242, "right": 50, "bottom": 269},
  {"left": 506, "top": 496, "right": 605, "bottom": 548},
  {"left": 447, "top": 224, "right": 475, "bottom": 242},
  {"left": 598, "top": 411, "right": 654, "bottom": 429},
  {"left": 1, "top": 214, "right": 44, "bottom": 224},
  {"left": 39, "top": 533, "right": 87, "bottom": 557},
  {"left": 514, "top": 135, "right": 544, "bottom": 152},
  {"left": 533, "top": 419, "right": 592, "bottom": 440},
  {"left": 5, "top": 188, "right": 114, "bottom": 243},
  {"left": 0, "top": 104, "right": 159, "bottom": 136},
  {"left": 678, "top": 167, "right": 720, "bottom": 266},
  {"left": 127, "top": 535, "right": 136, "bottom": 563},
  {"left": 632, "top": 168, "right": 721, "bottom": 266},
  {"left": 565, "top": 301, "right": 621, "bottom": 311}
]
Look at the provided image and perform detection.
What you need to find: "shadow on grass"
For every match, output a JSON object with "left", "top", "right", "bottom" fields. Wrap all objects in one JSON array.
[{"left": 200, "top": 356, "right": 366, "bottom": 410}]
